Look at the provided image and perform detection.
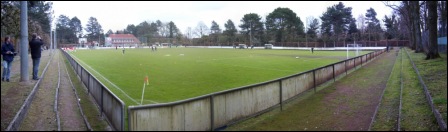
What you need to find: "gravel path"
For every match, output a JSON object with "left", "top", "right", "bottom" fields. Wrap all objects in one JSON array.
[
  {"left": 17, "top": 50, "right": 92, "bottom": 131},
  {"left": 57, "top": 50, "right": 88, "bottom": 131},
  {"left": 19, "top": 51, "right": 59, "bottom": 131},
  {"left": 1, "top": 50, "right": 109, "bottom": 131}
]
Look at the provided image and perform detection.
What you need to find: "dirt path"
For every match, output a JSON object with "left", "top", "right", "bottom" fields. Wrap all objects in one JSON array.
[
  {"left": 1, "top": 50, "right": 52, "bottom": 131},
  {"left": 2, "top": 50, "right": 111, "bottom": 131},
  {"left": 19, "top": 51, "right": 59, "bottom": 131},
  {"left": 57, "top": 50, "right": 88, "bottom": 131},
  {"left": 16, "top": 50, "right": 90, "bottom": 131},
  {"left": 226, "top": 48, "right": 398, "bottom": 131}
]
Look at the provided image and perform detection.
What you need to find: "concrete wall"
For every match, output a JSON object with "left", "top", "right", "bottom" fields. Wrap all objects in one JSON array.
[
  {"left": 282, "top": 72, "right": 314, "bottom": 101},
  {"left": 213, "top": 81, "right": 280, "bottom": 128}
]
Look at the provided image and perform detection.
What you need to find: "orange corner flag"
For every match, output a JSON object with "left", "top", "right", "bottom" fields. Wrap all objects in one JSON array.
[{"left": 145, "top": 76, "right": 149, "bottom": 85}]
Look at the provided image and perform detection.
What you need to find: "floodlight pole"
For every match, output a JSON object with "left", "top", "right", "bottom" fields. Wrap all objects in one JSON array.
[
  {"left": 20, "top": 1, "right": 29, "bottom": 82},
  {"left": 249, "top": 22, "right": 252, "bottom": 47},
  {"left": 305, "top": 19, "right": 308, "bottom": 47},
  {"left": 54, "top": 29, "right": 57, "bottom": 49},
  {"left": 50, "top": 27, "right": 52, "bottom": 51}
]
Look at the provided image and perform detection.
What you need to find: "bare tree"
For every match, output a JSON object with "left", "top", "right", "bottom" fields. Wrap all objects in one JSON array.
[
  {"left": 185, "top": 27, "right": 193, "bottom": 45},
  {"left": 159, "top": 22, "right": 169, "bottom": 38},
  {"left": 357, "top": 14, "right": 365, "bottom": 33},
  {"left": 384, "top": 1, "right": 421, "bottom": 51},
  {"left": 306, "top": 16, "right": 319, "bottom": 45},
  {"left": 384, "top": 1, "right": 440, "bottom": 59},
  {"left": 357, "top": 14, "right": 366, "bottom": 43},
  {"left": 439, "top": 1, "right": 447, "bottom": 37},
  {"left": 194, "top": 21, "right": 209, "bottom": 38}
]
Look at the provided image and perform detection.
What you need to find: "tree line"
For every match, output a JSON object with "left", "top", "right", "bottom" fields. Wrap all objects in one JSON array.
[
  {"left": 384, "top": 1, "right": 446, "bottom": 59},
  {"left": 2, "top": 1, "right": 446, "bottom": 59}
]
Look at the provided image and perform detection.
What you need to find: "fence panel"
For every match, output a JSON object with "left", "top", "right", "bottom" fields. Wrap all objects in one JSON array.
[
  {"left": 367, "top": 53, "right": 372, "bottom": 61},
  {"left": 315, "top": 66, "right": 334, "bottom": 86},
  {"left": 334, "top": 62, "right": 346, "bottom": 77},
  {"left": 213, "top": 81, "right": 280, "bottom": 128},
  {"left": 346, "top": 58, "right": 355, "bottom": 70},
  {"left": 129, "top": 98, "right": 211, "bottom": 131},
  {"left": 171, "top": 105, "right": 185, "bottom": 131},
  {"left": 77, "top": 63, "right": 81, "bottom": 76},
  {"left": 102, "top": 87, "right": 125, "bottom": 131},
  {"left": 184, "top": 99, "right": 211, "bottom": 130},
  {"left": 281, "top": 72, "right": 314, "bottom": 101},
  {"left": 90, "top": 78, "right": 102, "bottom": 105},
  {"left": 354, "top": 56, "right": 362, "bottom": 67},
  {"left": 130, "top": 107, "right": 173, "bottom": 130},
  {"left": 81, "top": 67, "right": 88, "bottom": 87}
]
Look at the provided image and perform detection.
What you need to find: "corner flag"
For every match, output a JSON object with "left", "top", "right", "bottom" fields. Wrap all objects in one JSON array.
[{"left": 145, "top": 76, "right": 149, "bottom": 86}]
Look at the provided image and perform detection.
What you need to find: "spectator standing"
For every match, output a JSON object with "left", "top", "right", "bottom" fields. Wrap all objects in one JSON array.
[
  {"left": 2, "top": 36, "right": 16, "bottom": 82},
  {"left": 29, "top": 33, "right": 43, "bottom": 80}
]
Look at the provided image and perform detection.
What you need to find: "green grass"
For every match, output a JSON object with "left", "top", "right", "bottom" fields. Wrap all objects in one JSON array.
[
  {"left": 370, "top": 49, "right": 403, "bottom": 131},
  {"left": 406, "top": 49, "right": 447, "bottom": 123},
  {"left": 372, "top": 48, "right": 447, "bottom": 131},
  {"left": 399, "top": 48, "right": 439, "bottom": 131},
  {"left": 69, "top": 48, "right": 367, "bottom": 105}
]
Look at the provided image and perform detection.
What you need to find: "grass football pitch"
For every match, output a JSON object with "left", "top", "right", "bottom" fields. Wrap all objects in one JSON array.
[{"left": 69, "top": 48, "right": 367, "bottom": 106}]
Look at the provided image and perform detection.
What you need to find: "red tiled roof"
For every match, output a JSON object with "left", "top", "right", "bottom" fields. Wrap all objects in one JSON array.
[
  {"left": 109, "top": 34, "right": 135, "bottom": 38},
  {"left": 109, "top": 34, "right": 141, "bottom": 44}
]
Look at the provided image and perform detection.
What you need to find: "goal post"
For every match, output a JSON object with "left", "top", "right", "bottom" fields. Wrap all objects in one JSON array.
[{"left": 347, "top": 44, "right": 362, "bottom": 59}]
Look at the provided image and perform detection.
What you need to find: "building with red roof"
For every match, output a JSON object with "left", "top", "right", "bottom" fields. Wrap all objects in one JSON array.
[{"left": 105, "top": 34, "right": 141, "bottom": 47}]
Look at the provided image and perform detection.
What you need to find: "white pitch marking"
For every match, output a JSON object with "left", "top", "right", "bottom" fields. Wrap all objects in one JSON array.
[{"left": 71, "top": 55, "right": 141, "bottom": 105}]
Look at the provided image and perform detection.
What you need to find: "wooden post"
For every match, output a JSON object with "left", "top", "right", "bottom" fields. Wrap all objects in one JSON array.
[
  {"left": 313, "top": 70, "right": 316, "bottom": 92},
  {"left": 279, "top": 80, "right": 283, "bottom": 111}
]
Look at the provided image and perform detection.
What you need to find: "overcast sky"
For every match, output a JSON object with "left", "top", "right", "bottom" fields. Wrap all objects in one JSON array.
[{"left": 51, "top": 1, "right": 396, "bottom": 35}]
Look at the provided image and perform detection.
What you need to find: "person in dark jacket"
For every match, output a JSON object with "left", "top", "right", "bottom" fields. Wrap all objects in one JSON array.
[
  {"left": 2, "top": 36, "right": 16, "bottom": 82},
  {"left": 29, "top": 33, "right": 43, "bottom": 80}
]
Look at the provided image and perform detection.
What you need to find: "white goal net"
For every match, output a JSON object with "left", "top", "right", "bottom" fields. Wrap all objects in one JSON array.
[{"left": 347, "top": 44, "right": 362, "bottom": 59}]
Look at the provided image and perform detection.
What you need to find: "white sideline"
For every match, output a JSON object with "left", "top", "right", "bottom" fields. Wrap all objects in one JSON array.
[
  {"left": 201, "top": 58, "right": 298, "bottom": 73},
  {"left": 195, "top": 56, "right": 253, "bottom": 62},
  {"left": 229, "top": 64, "right": 297, "bottom": 73},
  {"left": 71, "top": 54, "right": 142, "bottom": 105},
  {"left": 141, "top": 99, "right": 159, "bottom": 104},
  {"left": 196, "top": 55, "right": 313, "bottom": 73}
]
